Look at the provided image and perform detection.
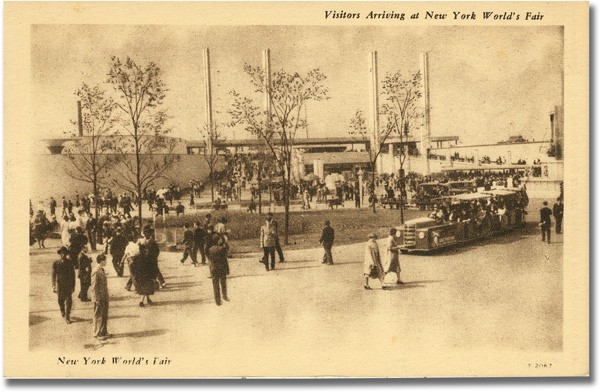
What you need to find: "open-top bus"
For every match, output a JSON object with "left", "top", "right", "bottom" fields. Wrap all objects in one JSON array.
[{"left": 397, "top": 189, "right": 527, "bottom": 253}]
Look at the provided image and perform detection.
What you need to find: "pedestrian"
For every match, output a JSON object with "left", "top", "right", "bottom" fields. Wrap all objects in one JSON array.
[
  {"left": 203, "top": 213, "right": 212, "bottom": 258},
  {"left": 205, "top": 224, "right": 217, "bottom": 278},
  {"left": 50, "top": 196, "right": 57, "bottom": 216},
  {"left": 260, "top": 213, "right": 277, "bottom": 271},
  {"left": 69, "top": 226, "right": 88, "bottom": 262},
  {"left": 77, "top": 249, "right": 92, "bottom": 302},
  {"left": 86, "top": 216, "right": 97, "bottom": 251},
  {"left": 319, "top": 220, "right": 335, "bottom": 265},
  {"left": 208, "top": 232, "right": 229, "bottom": 306},
  {"left": 52, "top": 247, "right": 77, "bottom": 323},
  {"left": 60, "top": 215, "right": 71, "bottom": 247},
  {"left": 91, "top": 254, "right": 110, "bottom": 340},
  {"left": 384, "top": 228, "right": 403, "bottom": 284},
  {"left": 193, "top": 221, "right": 206, "bottom": 265},
  {"left": 271, "top": 215, "right": 285, "bottom": 263},
  {"left": 180, "top": 223, "right": 197, "bottom": 266},
  {"left": 143, "top": 225, "right": 166, "bottom": 288},
  {"left": 109, "top": 227, "right": 128, "bottom": 277},
  {"left": 540, "top": 201, "right": 553, "bottom": 244},
  {"left": 553, "top": 198, "right": 564, "bottom": 234},
  {"left": 363, "top": 233, "right": 387, "bottom": 290},
  {"left": 130, "top": 241, "right": 155, "bottom": 307},
  {"left": 175, "top": 202, "right": 185, "bottom": 216},
  {"left": 214, "top": 217, "right": 230, "bottom": 272}
]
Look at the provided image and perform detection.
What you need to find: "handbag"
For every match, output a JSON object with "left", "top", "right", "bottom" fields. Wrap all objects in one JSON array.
[{"left": 369, "top": 265, "right": 379, "bottom": 279}]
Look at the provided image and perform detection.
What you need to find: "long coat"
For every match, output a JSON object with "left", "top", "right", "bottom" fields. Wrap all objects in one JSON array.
[
  {"left": 364, "top": 240, "right": 384, "bottom": 279},
  {"left": 91, "top": 266, "right": 109, "bottom": 303},
  {"left": 130, "top": 247, "right": 155, "bottom": 296},
  {"left": 383, "top": 235, "right": 400, "bottom": 273}
]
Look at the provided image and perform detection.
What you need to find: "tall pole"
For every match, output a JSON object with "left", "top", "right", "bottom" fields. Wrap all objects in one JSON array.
[
  {"left": 369, "top": 51, "right": 382, "bottom": 174},
  {"left": 263, "top": 49, "right": 272, "bottom": 122},
  {"left": 204, "top": 48, "right": 215, "bottom": 201},
  {"left": 77, "top": 100, "right": 83, "bottom": 137},
  {"left": 421, "top": 52, "right": 431, "bottom": 175}
]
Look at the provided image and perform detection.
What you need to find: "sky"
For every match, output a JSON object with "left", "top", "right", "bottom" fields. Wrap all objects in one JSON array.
[{"left": 31, "top": 24, "right": 563, "bottom": 145}]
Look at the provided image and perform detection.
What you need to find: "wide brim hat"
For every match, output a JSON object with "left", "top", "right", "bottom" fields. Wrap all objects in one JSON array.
[
  {"left": 57, "top": 246, "right": 69, "bottom": 255},
  {"left": 367, "top": 233, "right": 378, "bottom": 239}
]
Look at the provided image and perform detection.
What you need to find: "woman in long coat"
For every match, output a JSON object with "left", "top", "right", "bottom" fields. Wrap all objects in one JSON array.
[
  {"left": 364, "top": 233, "right": 387, "bottom": 290},
  {"left": 129, "top": 243, "right": 155, "bottom": 307}
]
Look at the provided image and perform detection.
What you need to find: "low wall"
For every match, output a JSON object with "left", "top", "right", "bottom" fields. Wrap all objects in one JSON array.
[{"left": 30, "top": 153, "right": 224, "bottom": 202}]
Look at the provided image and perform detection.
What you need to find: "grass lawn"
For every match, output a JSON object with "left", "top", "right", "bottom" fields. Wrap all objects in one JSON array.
[{"left": 156, "top": 207, "right": 430, "bottom": 254}]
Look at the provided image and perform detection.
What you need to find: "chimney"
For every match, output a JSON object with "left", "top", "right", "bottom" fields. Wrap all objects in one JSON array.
[
  {"left": 420, "top": 52, "right": 431, "bottom": 156},
  {"left": 369, "top": 51, "right": 382, "bottom": 173},
  {"left": 263, "top": 49, "right": 272, "bottom": 124},
  {"left": 203, "top": 48, "right": 213, "bottom": 151},
  {"left": 77, "top": 100, "right": 83, "bottom": 137}
]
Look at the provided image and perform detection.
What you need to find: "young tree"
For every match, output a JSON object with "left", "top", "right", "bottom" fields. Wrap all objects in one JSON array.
[
  {"left": 349, "top": 110, "right": 395, "bottom": 213},
  {"left": 107, "top": 56, "right": 179, "bottom": 227},
  {"left": 381, "top": 70, "right": 423, "bottom": 223},
  {"left": 229, "top": 65, "right": 329, "bottom": 244},
  {"left": 63, "top": 83, "right": 117, "bottom": 218},
  {"left": 199, "top": 122, "right": 227, "bottom": 202}
]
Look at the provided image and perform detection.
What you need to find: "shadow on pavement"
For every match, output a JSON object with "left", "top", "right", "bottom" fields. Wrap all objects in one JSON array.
[
  {"left": 109, "top": 314, "right": 140, "bottom": 321},
  {"left": 145, "top": 298, "right": 205, "bottom": 307},
  {"left": 111, "top": 328, "right": 168, "bottom": 339},
  {"left": 383, "top": 283, "right": 426, "bottom": 291},
  {"left": 29, "top": 314, "right": 50, "bottom": 326},
  {"left": 83, "top": 341, "right": 117, "bottom": 350}
]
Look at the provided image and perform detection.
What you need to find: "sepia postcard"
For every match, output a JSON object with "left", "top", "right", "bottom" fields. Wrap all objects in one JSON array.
[{"left": 4, "top": 1, "right": 589, "bottom": 378}]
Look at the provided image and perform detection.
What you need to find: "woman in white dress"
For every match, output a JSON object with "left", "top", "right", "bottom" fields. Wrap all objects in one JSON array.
[{"left": 60, "top": 216, "right": 71, "bottom": 247}]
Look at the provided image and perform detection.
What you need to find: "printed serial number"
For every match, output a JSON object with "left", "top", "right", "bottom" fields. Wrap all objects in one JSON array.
[{"left": 529, "top": 363, "right": 552, "bottom": 368}]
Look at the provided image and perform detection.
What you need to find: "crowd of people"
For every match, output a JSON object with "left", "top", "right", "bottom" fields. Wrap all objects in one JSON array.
[
  {"left": 426, "top": 191, "right": 530, "bottom": 232},
  {"left": 48, "top": 206, "right": 238, "bottom": 340},
  {"left": 34, "top": 164, "right": 564, "bottom": 343}
]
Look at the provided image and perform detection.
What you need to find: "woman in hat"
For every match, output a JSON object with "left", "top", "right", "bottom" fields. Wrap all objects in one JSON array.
[{"left": 363, "top": 233, "right": 387, "bottom": 290}]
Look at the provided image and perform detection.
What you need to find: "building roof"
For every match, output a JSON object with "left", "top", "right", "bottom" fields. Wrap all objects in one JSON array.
[{"left": 303, "top": 151, "right": 371, "bottom": 165}]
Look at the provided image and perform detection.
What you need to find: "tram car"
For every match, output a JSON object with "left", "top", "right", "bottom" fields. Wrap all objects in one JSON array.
[
  {"left": 413, "top": 181, "right": 477, "bottom": 210},
  {"left": 397, "top": 189, "right": 527, "bottom": 253}
]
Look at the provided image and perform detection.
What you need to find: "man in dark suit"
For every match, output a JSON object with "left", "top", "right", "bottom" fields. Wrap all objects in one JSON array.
[
  {"left": 52, "top": 247, "right": 77, "bottom": 323},
  {"left": 319, "top": 220, "right": 335, "bottom": 265},
  {"left": 77, "top": 250, "right": 92, "bottom": 302},
  {"left": 109, "top": 227, "right": 128, "bottom": 277},
  {"left": 208, "top": 233, "right": 229, "bottom": 306},
  {"left": 540, "top": 201, "right": 553, "bottom": 243},
  {"left": 553, "top": 198, "right": 564, "bottom": 234},
  {"left": 180, "top": 223, "right": 197, "bottom": 265},
  {"left": 193, "top": 221, "right": 206, "bottom": 265}
]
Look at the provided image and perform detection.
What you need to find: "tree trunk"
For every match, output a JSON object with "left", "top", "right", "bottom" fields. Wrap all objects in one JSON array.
[
  {"left": 134, "top": 124, "right": 143, "bottom": 229},
  {"left": 283, "top": 169, "right": 290, "bottom": 245},
  {"left": 371, "top": 169, "right": 376, "bottom": 213},
  {"left": 210, "top": 168, "right": 215, "bottom": 202},
  {"left": 400, "top": 161, "right": 405, "bottom": 224},
  {"left": 258, "top": 166, "right": 263, "bottom": 215},
  {"left": 93, "top": 170, "right": 99, "bottom": 218}
]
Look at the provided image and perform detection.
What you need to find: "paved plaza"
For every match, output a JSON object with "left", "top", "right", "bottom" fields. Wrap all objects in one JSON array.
[{"left": 30, "top": 219, "right": 563, "bottom": 362}]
